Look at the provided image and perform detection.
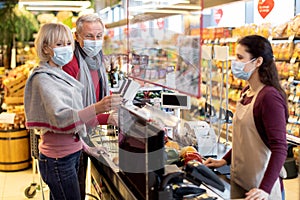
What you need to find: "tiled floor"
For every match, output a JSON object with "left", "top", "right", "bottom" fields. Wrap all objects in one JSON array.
[
  {"left": 284, "top": 177, "right": 299, "bottom": 200},
  {"left": 0, "top": 166, "right": 49, "bottom": 200},
  {"left": 0, "top": 163, "right": 299, "bottom": 200}
]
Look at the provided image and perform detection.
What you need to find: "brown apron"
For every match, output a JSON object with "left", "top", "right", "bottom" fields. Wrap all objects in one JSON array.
[{"left": 231, "top": 86, "right": 282, "bottom": 200}]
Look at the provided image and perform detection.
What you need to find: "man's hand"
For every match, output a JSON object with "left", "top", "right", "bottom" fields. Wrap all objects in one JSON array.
[{"left": 95, "top": 94, "right": 122, "bottom": 114}]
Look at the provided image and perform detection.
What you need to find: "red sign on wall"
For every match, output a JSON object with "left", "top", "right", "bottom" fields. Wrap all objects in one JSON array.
[
  {"left": 157, "top": 18, "right": 164, "bottom": 29},
  {"left": 214, "top": 9, "right": 223, "bottom": 24},
  {"left": 258, "top": 0, "right": 274, "bottom": 19}
]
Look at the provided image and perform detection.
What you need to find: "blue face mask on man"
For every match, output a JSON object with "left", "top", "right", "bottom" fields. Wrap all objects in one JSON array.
[
  {"left": 82, "top": 40, "right": 103, "bottom": 57},
  {"left": 52, "top": 45, "right": 73, "bottom": 66},
  {"left": 231, "top": 58, "right": 257, "bottom": 81}
]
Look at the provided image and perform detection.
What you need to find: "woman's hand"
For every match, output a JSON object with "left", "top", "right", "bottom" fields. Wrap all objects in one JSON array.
[
  {"left": 81, "top": 138, "right": 109, "bottom": 157},
  {"left": 245, "top": 188, "right": 269, "bottom": 200},
  {"left": 203, "top": 157, "right": 227, "bottom": 168},
  {"left": 95, "top": 94, "right": 123, "bottom": 114},
  {"left": 107, "top": 110, "right": 118, "bottom": 126}
]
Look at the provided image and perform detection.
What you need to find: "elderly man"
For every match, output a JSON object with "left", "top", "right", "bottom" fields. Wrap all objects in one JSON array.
[{"left": 63, "top": 13, "right": 117, "bottom": 200}]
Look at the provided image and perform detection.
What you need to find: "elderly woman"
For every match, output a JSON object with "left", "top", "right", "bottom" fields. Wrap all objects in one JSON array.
[{"left": 24, "top": 23, "right": 122, "bottom": 200}]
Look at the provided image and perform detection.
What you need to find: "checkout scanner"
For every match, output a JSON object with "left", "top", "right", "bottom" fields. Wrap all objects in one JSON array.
[{"left": 118, "top": 105, "right": 227, "bottom": 200}]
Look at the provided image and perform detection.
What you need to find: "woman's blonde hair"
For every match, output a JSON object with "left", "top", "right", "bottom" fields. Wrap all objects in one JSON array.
[{"left": 34, "top": 23, "right": 74, "bottom": 62}]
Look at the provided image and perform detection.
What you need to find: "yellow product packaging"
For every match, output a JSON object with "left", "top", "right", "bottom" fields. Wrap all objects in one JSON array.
[
  {"left": 296, "top": 84, "right": 300, "bottom": 97},
  {"left": 293, "top": 146, "right": 300, "bottom": 164}
]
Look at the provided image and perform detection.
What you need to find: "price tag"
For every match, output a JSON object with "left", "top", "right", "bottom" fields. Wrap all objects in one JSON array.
[
  {"left": 214, "top": 45, "right": 229, "bottom": 61},
  {"left": 215, "top": 38, "right": 219, "bottom": 44},
  {"left": 166, "top": 72, "right": 176, "bottom": 88},
  {"left": 293, "top": 95, "right": 299, "bottom": 103},
  {"left": 288, "top": 35, "right": 295, "bottom": 42},
  {"left": 288, "top": 94, "right": 294, "bottom": 102},
  {"left": 291, "top": 116, "right": 298, "bottom": 123},
  {"left": 268, "top": 36, "right": 273, "bottom": 42},
  {"left": 288, "top": 76, "right": 294, "bottom": 83},
  {"left": 0, "top": 113, "right": 16, "bottom": 124},
  {"left": 145, "top": 69, "right": 151, "bottom": 79},
  {"left": 202, "top": 45, "right": 212, "bottom": 60},
  {"left": 290, "top": 57, "right": 297, "bottom": 64},
  {"left": 286, "top": 121, "right": 292, "bottom": 129}
]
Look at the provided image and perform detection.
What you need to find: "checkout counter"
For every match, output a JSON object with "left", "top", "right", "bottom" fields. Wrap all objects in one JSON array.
[{"left": 87, "top": 104, "right": 247, "bottom": 200}]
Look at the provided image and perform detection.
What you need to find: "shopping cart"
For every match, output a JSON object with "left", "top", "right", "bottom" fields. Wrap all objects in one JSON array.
[
  {"left": 90, "top": 125, "right": 119, "bottom": 158},
  {"left": 24, "top": 129, "right": 46, "bottom": 199}
]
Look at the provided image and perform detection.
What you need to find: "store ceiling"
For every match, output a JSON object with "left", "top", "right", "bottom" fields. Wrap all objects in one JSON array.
[
  {"left": 17, "top": 0, "right": 246, "bottom": 27},
  {"left": 106, "top": 0, "right": 245, "bottom": 28}
]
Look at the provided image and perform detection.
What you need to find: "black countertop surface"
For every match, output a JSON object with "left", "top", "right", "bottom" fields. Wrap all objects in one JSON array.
[{"left": 89, "top": 151, "right": 247, "bottom": 200}]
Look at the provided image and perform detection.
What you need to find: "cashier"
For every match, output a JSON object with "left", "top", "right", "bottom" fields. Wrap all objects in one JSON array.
[{"left": 204, "top": 35, "right": 288, "bottom": 200}]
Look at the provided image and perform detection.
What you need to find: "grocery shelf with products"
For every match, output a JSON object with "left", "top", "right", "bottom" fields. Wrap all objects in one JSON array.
[
  {"left": 0, "top": 1, "right": 39, "bottom": 173},
  {"left": 272, "top": 36, "right": 300, "bottom": 144},
  {"left": 188, "top": 15, "right": 300, "bottom": 145},
  {"left": 0, "top": 61, "right": 36, "bottom": 130},
  {"left": 0, "top": 61, "right": 37, "bottom": 172},
  {"left": 103, "top": 5, "right": 300, "bottom": 149}
]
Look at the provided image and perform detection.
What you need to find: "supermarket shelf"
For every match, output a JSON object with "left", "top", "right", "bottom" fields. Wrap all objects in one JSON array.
[{"left": 286, "top": 134, "right": 300, "bottom": 145}]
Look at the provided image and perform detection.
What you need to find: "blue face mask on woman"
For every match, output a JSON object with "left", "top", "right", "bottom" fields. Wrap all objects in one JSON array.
[
  {"left": 231, "top": 58, "right": 257, "bottom": 81},
  {"left": 52, "top": 46, "right": 73, "bottom": 66},
  {"left": 82, "top": 40, "right": 103, "bottom": 57}
]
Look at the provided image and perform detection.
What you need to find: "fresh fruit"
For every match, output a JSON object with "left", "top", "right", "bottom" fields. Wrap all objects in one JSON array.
[
  {"left": 183, "top": 151, "right": 203, "bottom": 165},
  {"left": 165, "top": 140, "right": 180, "bottom": 150},
  {"left": 179, "top": 146, "right": 198, "bottom": 157}
]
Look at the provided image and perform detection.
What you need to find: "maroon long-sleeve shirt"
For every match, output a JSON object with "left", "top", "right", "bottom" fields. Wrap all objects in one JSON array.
[{"left": 223, "top": 85, "right": 288, "bottom": 194}]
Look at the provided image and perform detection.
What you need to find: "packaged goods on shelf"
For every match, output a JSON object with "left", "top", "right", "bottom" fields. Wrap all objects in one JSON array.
[
  {"left": 0, "top": 61, "right": 36, "bottom": 130},
  {"left": 272, "top": 14, "right": 300, "bottom": 38},
  {"left": 286, "top": 15, "right": 300, "bottom": 37},
  {"left": 0, "top": 105, "right": 25, "bottom": 130},
  {"left": 2, "top": 62, "right": 35, "bottom": 105}
]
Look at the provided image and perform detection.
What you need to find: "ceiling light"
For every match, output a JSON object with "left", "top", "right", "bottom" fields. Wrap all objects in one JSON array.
[
  {"left": 133, "top": 0, "right": 189, "bottom": 2},
  {"left": 129, "top": 0, "right": 190, "bottom": 10},
  {"left": 141, "top": 9, "right": 189, "bottom": 14},
  {"left": 162, "top": 5, "right": 201, "bottom": 10},
  {"left": 18, "top": 1, "right": 91, "bottom": 12},
  {"left": 25, "top": 6, "right": 83, "bottom": 12}
]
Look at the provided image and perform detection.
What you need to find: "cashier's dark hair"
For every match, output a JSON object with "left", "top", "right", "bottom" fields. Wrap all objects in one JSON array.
[{"left": 238, "top": 35, "right": 286, "bottom": 99}]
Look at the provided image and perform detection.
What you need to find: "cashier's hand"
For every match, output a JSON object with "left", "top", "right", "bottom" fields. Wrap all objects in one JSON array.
[
  {"left": 203, "top": 158, "right": 227, "bottom": 168},
  {"left": 95, "top": 94, "right": 123, "bottom": 114},
  {"left": 245, "top": 188, "right": 269, "bottom": 200}
]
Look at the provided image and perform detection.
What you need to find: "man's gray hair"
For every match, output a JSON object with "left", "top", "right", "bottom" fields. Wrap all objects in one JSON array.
[{"left": 76, "top": 13, "right": 104, "bottom": 33}]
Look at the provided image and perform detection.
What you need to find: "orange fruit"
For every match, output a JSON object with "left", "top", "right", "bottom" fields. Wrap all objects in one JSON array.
[
  {"left": 179, "top": 146, "right": 197, "bottom": 157},
  {"left": 165, "top": 141, "right": 180, "bottom": 150}
]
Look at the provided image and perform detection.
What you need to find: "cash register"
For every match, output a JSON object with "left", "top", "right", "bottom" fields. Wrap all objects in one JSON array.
[{"left": 118, "top": 105, "right": 227, "bottom": 200}]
